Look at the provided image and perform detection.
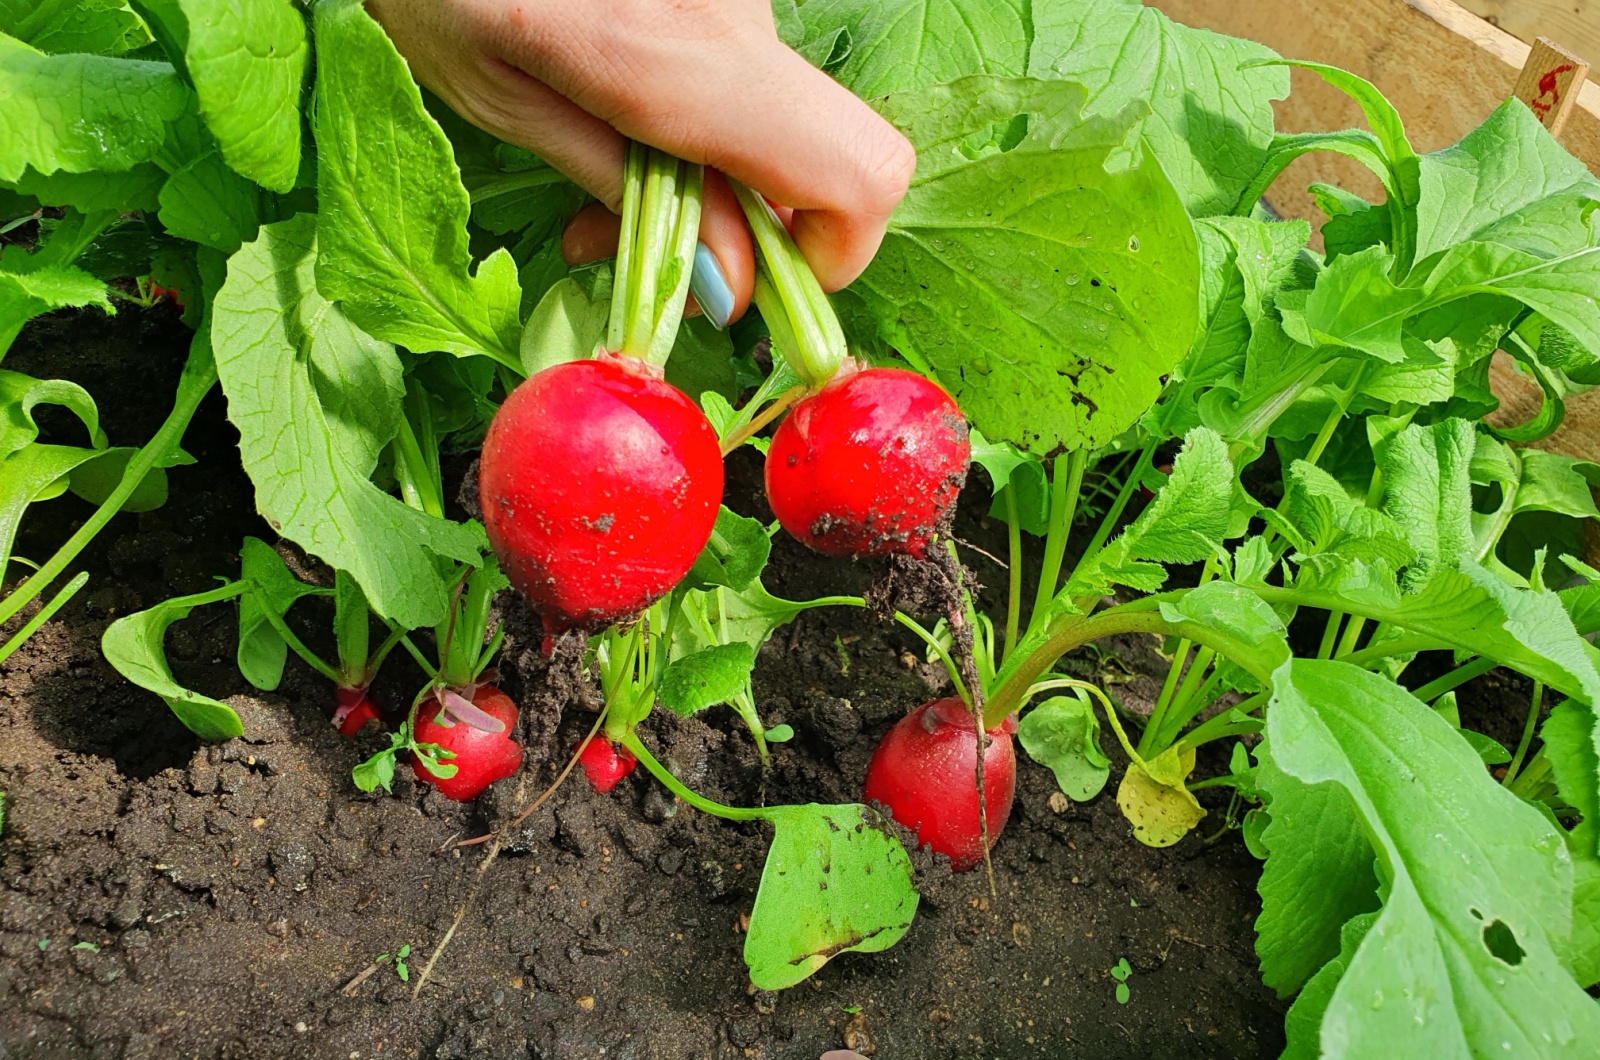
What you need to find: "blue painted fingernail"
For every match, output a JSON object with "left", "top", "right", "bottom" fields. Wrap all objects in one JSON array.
[{"left": 690, "top": 242, "right": 734, "bottom": 330}]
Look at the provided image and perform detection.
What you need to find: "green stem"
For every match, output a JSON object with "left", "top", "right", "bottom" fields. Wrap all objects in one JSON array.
[
  {"left": 1409, "top": 655, "right": 1496, "bottom": 703},
  {"left": 253, "top": 592, "right": 342, "bottom": 684},
  {"left": 0, "top": 570, "right": 88, "bottom": 664},
  {"left": 1003, "top": 487, "right": 1023, "bottom": 664},
  {"left": 1316, "top": 611, "right": 1345, "bottom": 660},
  {"left": 730, "top": 180, "right": 846, "bottom": 387},
  {"left": 1503, "top": 682, "right": 1545, "bottom": 787},
  {"left": 1027, "top": 450, "right": 1088, "bottom": 641},
  {"left": 1334, "top": 615, "right": 1367, "bottom": 658},
  {"left": 894, "top": 611, "right": 971, "bottom": 707},
  {"left": 1067, "top": 443, "right": 1153, "bottom": 589},
  {"left": 984, "top": 605, "right": 1273, "bottom": 731},
  {"left": 620, "top": 730, "right": 765, "bottom": 821},
  {"left": 607, "top": 141, "right": 646, "bottom": 353},
  {"left": 1175, "top": 692, "right": 1268, "bottom": 754},
  {"left": 0, "top": 341, "right": 215, "bottom": 630}
]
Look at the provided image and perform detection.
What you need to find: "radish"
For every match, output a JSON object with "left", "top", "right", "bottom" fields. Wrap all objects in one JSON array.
[
  {"left": 333, "top": 685, "right": 380, "bottom": 738},
  {"left": 765, "top": 366, "right": 970, "bottom": 559},
  {"left": 863, "top": 697, "right": 1017, "bottom": 871},
  {"left": 577, "top": 736, "right": 639, "bottom": 793},
  {"left": 479, "top": 352, "right": 723, "bottom": 645},
  {"left": 411, "top": 685, "right": 523, "bottom": 801}
]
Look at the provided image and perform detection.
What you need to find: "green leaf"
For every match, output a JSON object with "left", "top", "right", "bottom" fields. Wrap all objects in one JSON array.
[
  {"left": 1377, "top": 418, "right": 1476, "bottom": 586},
  {"left": 0, "top": 263, "right": 113, "bottom": 352},
  {"left": 0, "top": 369, "right": 104, "bottom": 456},
  {"left": 141, "top": 0, "right": 307, "bottom": 193},
  {"left": 1029, "top": 0, "right": 1288, "bottom": 216},
  {"left": 2, "top": 0, "right": 150, "bottom": 55},
  {"left": 1253, "top": 744, "right": 1379, "bottom": 996},
  {"left": 1280, "top": 245, "right": 1421, "bottom": 362},
  {"left": 665, "top": 316, "right": 738, "bottom": 405},
  {"left": 1280, "top": 459, "right": 1413, "bottom": 567},
  {"left": 658, "top": 643, "right": 756, "bottom": 717},
  {"left": 857, "top": 75, "right": 1198, "bottom": 452},
  {"left": 211, "top": 214, "right": 483, "bottom": 629},
  {"left": 744, "top": 802, "right": 919, "bottom": 990},
  {"left": 1067, "top": 427, "right": 1233, "bottom": 598},
  {"left": 7, "top": 164, "right": 164, "bottom": 213},
  {"left": 687, "top": 507, "right": 771, "bottom": 593},
  {"left": 519, "top": 274, "right": 607, "bottom": 376},
  {"left": 1017, "top": 694, "right": 1110, "bottom": 801},
  {"left": 1540, "top": 701, "right": 1600, "bottom": 985},
  {"left": 154, "top": 114, "right": 263, "bottom": 253},
  {"left": 1282, "top": 912, "right": 1378, "bottom": 1060},
  {"left": 236, "top": 536, "right": 323, "bottom": 692},
  {"left": 66, "top": 446, "right": 175, "bottom": 513},
  {"left": 312, "top": 0, "right": 522, "bottom": 370},
  {"left": 1159, "top": 580, "right": 1287, "bottom": 654},
  {"left": 0, "top": 443, "right": 104, "bottom": 579},
  {"left": 0, "top": 33, "right": 187, "bottom": 183},
  {"left": 102, "top": 582, "right": 245, "bottom": 740},
  {"left": 1266, "top": 658, "right": 1600, "bottom": 1056},
  {"left": 1421, "top": 240, "right": 1600, "bottom": 360},
  {"left": 1416, "top": 100, "right": 1600, "bottom": 262}
]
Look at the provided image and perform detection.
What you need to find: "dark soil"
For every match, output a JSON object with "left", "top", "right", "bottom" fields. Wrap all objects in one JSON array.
[{"left": 2, "top": 306, "right": 1292, "bottom": 1058}]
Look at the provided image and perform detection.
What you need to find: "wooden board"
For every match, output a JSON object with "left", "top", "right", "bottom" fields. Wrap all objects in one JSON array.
[{"left": 1457, "top": 0, "right": 1600, "bottom": 67}]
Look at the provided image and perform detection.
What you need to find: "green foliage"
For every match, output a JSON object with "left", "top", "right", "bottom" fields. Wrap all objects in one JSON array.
[
  {"left": 859, "top": 75, "right": 1198, "bottom": 452},
  {"left": 1265, "top": 659, "right": 1600, "bottom": 1056},
  {"left": 211, "top": 215, "right": 484, "bottom": 629},
  {"left": 743, "top": 803, "right": 919, "bottom": 990},
  {"left": 659, "top": 643, "right": 756, "bottom": 717},
  {"left": 102, "top": 581, "right": 246, "bottom": 739},
  {"left": 1017, "top": 694, "right": 1110, "bottom": 801}
]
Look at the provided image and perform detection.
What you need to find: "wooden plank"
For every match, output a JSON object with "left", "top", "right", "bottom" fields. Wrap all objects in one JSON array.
[
  {"left": 1457, "top": 0, "right": 1600, "bottom": 68},
  {"left": 1513, "top": 36, "right": 1591, "bottom": 134}
]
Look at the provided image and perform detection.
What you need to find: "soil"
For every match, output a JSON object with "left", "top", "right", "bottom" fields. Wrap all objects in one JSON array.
[{"left": 0, "top": 305, "right": 1303, "bottom": 1059}]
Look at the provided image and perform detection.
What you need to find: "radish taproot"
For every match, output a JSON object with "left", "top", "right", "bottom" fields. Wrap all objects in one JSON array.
[
  {"left": 863, "top": 697, "right": 1017, "bottom": 870},
  {"left": 479, "top": 352, "right": 723, "bottom": 645},
  {"left": 333, "top": 685, "right": 380, "bottom": 738},
  {"left": 411, "top": 685, "right": 523, "bottom": 801},
  {"left": 577, "top": 736, "right": 639, "bottom": 793},
  {"left": 765, "top": 366, "right": 969, "bottom": 559}
]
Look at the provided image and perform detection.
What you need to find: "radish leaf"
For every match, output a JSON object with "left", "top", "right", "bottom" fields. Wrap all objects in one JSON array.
[
  {"left": 744, "top": 803, "right": 918, "bottom": 990},
  {"left": 860, "top": 75, "right": 1197, "bottom": 453},
  {"left": 311, "top": 0, "right": 522, "bottom": 371},
  {"left": 102, "top": 581, "right": 247, "bottom": 740},
  {"left": 134, "top": 0, "right": 307, "bottom": 193},
  {"left": 1017, "top": 694, "right": 1109, "bottom": 801},
  {"left": 212, "top": 214, "right": 484, "bottom": 628},
  {"left": 659, "top": 643, "right": 755, "bottom": 717},
  {"left": 0, "top": 34, "right": 186, "bottom": 183},
  {"left": 1264, "top": 659, "right": 1600, "bottom": 1056}
]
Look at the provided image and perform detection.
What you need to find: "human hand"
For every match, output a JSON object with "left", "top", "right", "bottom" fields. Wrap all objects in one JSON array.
[{"left": 368, "top": 0, "right": 916, "bottom": 326}]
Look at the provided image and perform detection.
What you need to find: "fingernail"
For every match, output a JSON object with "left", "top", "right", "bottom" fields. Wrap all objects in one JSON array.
[{"left": 690, "top": 242, "right": 734, "bottom": 330}]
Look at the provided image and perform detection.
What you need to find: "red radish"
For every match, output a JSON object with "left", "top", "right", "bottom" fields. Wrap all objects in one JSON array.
[
  {"left": 479, "top": 353, "right": 723, "bottom": 646},
  {"left": 577, "top": 737, "right": 638, "bottom": 793},
  {"left": 333, "top": 685, "right": 379, "bottom": 738},
  {"left": 863, "top": 698, "right": 1018, "bottom": 871},
  {"left": 765, "top": 367, "right": 969, "bottom": 559},
  {"left": 411, "top": 685, "right": 523, "bottom": 801}
]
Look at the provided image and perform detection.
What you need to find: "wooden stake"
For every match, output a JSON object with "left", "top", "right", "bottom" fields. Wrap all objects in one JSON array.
[{"left": 1514, "top": 36, "right": 1591, "bottom": 136}]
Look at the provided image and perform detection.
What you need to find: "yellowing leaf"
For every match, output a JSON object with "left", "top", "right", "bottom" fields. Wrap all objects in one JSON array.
[{"left": 1117, "top": 744, "right": 1204, "bottom": 847}]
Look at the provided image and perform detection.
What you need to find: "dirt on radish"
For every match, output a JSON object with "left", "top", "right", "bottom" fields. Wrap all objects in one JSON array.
[{"left": 0, "top": 308, "right": 1289, "bottom": 1059}]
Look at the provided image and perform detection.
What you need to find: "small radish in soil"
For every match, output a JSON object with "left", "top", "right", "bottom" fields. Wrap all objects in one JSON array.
[
  {"left": 333, "top": 686, "right": 379, "bottom": 738},
  {"left": 863, "top": 697, "right": 1017, "bottom": 871},
  {"left": 411, "top": 685, "right": 523, "bottom": 801},
  {"left": 479, "top": 353, "right": 723, "bottom": 646},
  {"left": 765, "top": 366, "right": 969, "bottom": 559},
  {"left": 577, "top": 737, "right": 638, "bottom": 793}
]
